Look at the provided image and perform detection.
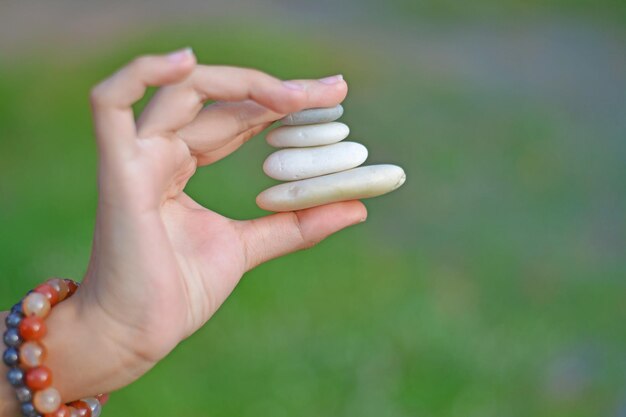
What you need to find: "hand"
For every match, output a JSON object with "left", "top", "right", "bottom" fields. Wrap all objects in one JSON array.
[{"left": 39, "top": 48, "right": 366, "bottom": 401}]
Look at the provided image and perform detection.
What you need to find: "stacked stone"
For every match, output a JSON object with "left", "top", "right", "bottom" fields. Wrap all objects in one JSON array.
[{"left": 257, "top": 105, "right": 406, "bottom": 212}]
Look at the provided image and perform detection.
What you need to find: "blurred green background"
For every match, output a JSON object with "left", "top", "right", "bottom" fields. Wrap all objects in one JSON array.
[{"left": 1, "top": 1, "right": 625, "bottom": 416}]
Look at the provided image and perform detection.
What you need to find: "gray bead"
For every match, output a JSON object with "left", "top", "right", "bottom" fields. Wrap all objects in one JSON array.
[
  {"left": 3, "top": 328, "right": 22, "bottom": 347},
  {"left": 7, "top": 367, "right": 25, "bottom": 387},
  {"left": 20, "top": 401, "right": 38, "bottom": 417},
  {"left": 3, "top": 347, "right": 19, "bottom": 366},
  {"left": 281, "top": 104, "right": 344, "bottom": 125},
  {"left": 5, "top": 312, "right": 22, "bottom": 328},
  {"left": 83, "top": 397, "right": 102, "bottom": 417},
  {"left": 10, "top": 302, "right": 24, "bottom": 316},
  {"left": 15, "top": 386, "right": 33, "bottom": 403}
]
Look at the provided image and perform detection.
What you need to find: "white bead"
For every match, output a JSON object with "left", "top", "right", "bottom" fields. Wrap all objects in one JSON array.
[
  {"left": 256, "top": 164, "right": 406, "bottom": 212},
  {"left": 33, "top": 387, "right": 61, "bottom": 414},
  {"left": 22, "top": 292, "right": 50, "bottom": 318},
  {"left": 263, "top": 142, "right": 368, "bottom": 181},
  {"left": 83, "top": 397, "right": 102, "bottom": 417},
  {"left": 266, "top": 122, "right": 349, "bottom": 148}
]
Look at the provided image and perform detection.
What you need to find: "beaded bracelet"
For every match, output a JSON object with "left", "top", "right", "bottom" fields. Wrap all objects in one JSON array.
[{"left": 3, "top": 278, "right": 109, "bottom": 417}]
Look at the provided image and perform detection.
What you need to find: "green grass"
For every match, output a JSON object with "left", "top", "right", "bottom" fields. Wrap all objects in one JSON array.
[{"left": 1, "top": 22, "right": 625, "bottom": 417}]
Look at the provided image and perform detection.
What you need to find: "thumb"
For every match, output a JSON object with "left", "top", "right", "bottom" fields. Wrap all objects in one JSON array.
[{"left": 238, "top": 201, "right": 367, "bottom": 271}]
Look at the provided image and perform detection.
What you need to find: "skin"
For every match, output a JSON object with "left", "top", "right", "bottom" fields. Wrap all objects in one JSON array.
[{"left": 0, "top": 48, "right": 366, "bottom": 416}]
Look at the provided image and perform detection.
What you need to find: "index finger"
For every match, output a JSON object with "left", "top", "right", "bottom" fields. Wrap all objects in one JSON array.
[
  {"left": 90, "top": 48, "right": 196, "bottom": 158},
  {"left": 136, "top": 66, "right": 348, "bottom": 136}
]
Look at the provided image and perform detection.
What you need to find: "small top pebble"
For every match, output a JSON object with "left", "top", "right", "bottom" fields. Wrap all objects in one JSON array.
[{"left": 280, "top": 104, "right": 344, "bottom": 126}]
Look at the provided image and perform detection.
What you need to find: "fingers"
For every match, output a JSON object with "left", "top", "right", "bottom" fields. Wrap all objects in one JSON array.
[
  {"left": 237, "top": 201, "right": 367, "bottom": 271},
  {"left": 138, "top": 69, "right": 348, "bottom": 137},
  {"left": 90, "top": 48, "right": 196, "bottom": 157},
  {"left": 175, "top": 101, "right": 277, "bottom": 156},
  {"left": 194, "top": 122, "right": 272, "bottom": 166}
]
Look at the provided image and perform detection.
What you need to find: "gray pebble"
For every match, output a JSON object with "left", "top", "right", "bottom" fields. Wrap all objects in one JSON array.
[{"left": 281, "top": 104, "right": 344, "bottom": 125}]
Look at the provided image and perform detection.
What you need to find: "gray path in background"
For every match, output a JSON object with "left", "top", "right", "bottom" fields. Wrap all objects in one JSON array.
[{"left": 2, "top": 0, "right": 624, "bottom": 128}]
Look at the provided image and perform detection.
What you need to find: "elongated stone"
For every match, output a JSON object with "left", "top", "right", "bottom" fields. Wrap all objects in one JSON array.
[
  {"left": 263, "top": 142, "right": 368, "bottom": 181},
  {"left": 281, "top": 105, "right": 343, "bottom": 125},
  {"left": 257, "top": 164, "right": 406, "bottom": 212},
  {"left": 266, "top": 122, "right": 349, "bottom": 148}
]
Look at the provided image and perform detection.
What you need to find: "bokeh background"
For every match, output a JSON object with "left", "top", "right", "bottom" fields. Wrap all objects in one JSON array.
[{"left": 1, "top": 1, "right": 625, "bottom": 416}]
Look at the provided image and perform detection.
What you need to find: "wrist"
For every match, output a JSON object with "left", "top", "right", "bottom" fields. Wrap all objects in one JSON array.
[
  {"left": 43, "top": 286, "right": 153, "bottom": 400},
  {"left": 2, "top": 277, "right": 155, "bottom": 416}
]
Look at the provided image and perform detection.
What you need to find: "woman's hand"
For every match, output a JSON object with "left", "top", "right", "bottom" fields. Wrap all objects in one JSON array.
[{"left": 40, "top": 48, "right": 366, "bottom": 401}]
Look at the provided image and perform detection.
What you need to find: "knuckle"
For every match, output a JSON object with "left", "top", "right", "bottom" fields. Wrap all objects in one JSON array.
[
  {"left": 242, "top": 67, "right": 271, "bottom": 82},
  {"left": 89, "top": 82, "right": 109, "bottom": 107},
  {"left": 130, "top": 55, "right": 151, "bottom": 69},
  {"left": 291, "top": 212, "right": 317, "bottom": 249}
]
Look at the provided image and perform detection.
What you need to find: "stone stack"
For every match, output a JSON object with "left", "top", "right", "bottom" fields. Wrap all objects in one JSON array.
[{"left": 257, "top": 105, "right": 406, "bottom": 212}]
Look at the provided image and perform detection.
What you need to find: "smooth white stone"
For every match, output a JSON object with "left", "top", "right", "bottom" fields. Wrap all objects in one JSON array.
[
  {"left": 257, "top": 164, "right": 406, "bottom": 212},
  {"left": 281, "top": 105, "right": 344, "bottom": 125},
  {"left": 263, "top": 142, "right": 368, "bottom": 181},
  {"left": 266, "top": 122, "right": 350, "bottom": 148}
]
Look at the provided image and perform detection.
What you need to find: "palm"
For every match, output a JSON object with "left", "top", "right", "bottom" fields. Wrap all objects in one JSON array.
[{"left": 88, "top": 131, "right": 256, "bottom": 361}]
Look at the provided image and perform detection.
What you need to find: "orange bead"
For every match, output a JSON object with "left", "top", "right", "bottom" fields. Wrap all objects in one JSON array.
[
  {"left": 44, "top": 404, "right": 71, "bottom": 417},
  {"left": 26, "top": 366, "right": 53, "bottom": 390},
  {"left": 22, "top": 292, "right": 51, "bottom": 318},
  {"left": 19, "top": 316, "right": 47, "bottom": 341},
  {"left": 20, "top": 341, "right": 46, "bottom": 368},
  {"left": 35, "top": 284, "right": 60, "bottom": 306},
  {"left": 95, "top": 393, "right": 109, "bottom": 406},
  {"left": 68, "top": 401, "right": 91, "bottom": 417},
  {"left": 47, "top": 279, "right": 70, "bottom": 302},
  {"left": 65, "top": 280, "right": 79, "bottom": 296}
]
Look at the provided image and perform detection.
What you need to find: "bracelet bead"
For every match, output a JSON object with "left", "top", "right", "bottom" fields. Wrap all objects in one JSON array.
[
  {"left": 44, "top": 404, "right": 70, "bottom": 417},
  {"left": 94, "top": 394, "right": 108, "bottom": 406},
  {"left": 4, "top": 279, "right": 109, "bottom": 416},
  {"left": 15, "top": 385, "right": 34, "bottom": 402},
  {"left": 82, "top": 398, "right": 101, "bottom": 417},
  {"left": 20, "top": 341, "right": 46, "bottom": 368},
  {"left": 25, "top": 366, "right": 53, "bottom": 390},
  {"left": 11, "top": 302, "right": 24, "bottom": 316},
  {"left": 2, "top": 346, "right": 19, "bottom": 367},
  {"left": 64, "top": 280, "right": 78, "bottom": 297},
  {"left": 5, "top": 312, "right": 23, "bottom": 328},
  {"left": 22, "top": 293, "right": 51, "bottom": 318},
  {"left": 6, "top": 366, "right": 25, "bottom": 387},
  {"left": 19, "top": 317, "right": 47, "bottom": 341},
  {"left": 34, "top": 284, "right": 60, "bottom": 307},
  {"left": 46, "top": 279, "right": 69, "bottom": 303},
  {"left": 20, "top": 401, "right": 40, "bottom": 417},
  {"left": 33, "top": 387, "right": 62, "bottom": 414},
  {"left": 3, "top": 327, "right": 23, "bottom": 347},
  {"left": 68, "top": 400, "right": 91, "bottom": 417}
]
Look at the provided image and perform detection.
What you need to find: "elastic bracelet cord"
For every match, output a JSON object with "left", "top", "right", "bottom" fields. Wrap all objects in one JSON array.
[{"left": 3, "top": 278, "right": 109, "bottom": 417}]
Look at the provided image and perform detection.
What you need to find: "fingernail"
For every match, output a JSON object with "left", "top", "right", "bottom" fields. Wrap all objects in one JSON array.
[
  {"left": 282, "top": 81, "right": 305, "bottom": 91},
  {"left": 167, "top": 47, "right": 194, "bottom": 63},
  {"left": 318, "top": 74, "right": 344, "bottom": 85}
]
